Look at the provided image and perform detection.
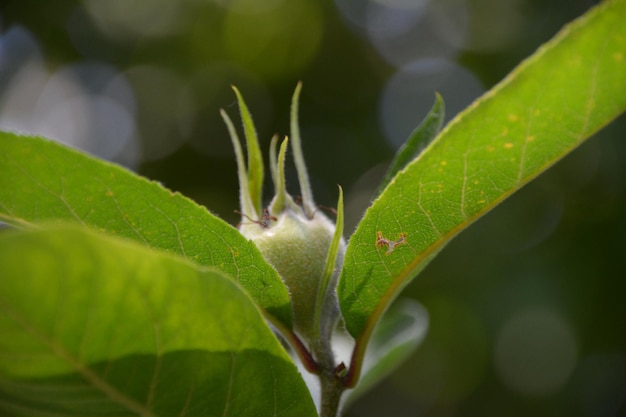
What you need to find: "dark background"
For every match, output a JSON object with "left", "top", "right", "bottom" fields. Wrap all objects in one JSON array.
[{"left": 1, "top": 0, "right": 624, "bottom": 415}]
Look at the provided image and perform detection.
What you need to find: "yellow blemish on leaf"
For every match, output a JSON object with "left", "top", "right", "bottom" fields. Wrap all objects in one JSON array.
[
  {"left": 526, "top": 135, "right": 535, "bottom": 142},
  {"left": 106, "top": 191, "right": 114, "bottom": 197},
  {"left": 504, "top": 143, "right": 514, "bottom": 149},
  {"left": 533, "top": 109, "right": 541, "bottom": 116},
  {"left": 501, "top": 128, "right": 509, "bottom": 136},
  {"left": 487, "top": 145, "right": 495, "bottom": 152},
  {"left": 614, "top": 52, "right": 624, "bottom": 62},
  {"left": 440, "top": 160, "right": 447, "bottom": 166},
  {"left": 508, "top": 114, "right": 519, "bottom": 122}
]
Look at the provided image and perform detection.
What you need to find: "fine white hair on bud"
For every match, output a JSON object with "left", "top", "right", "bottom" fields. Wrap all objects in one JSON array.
[
  {"left": 245, "top": 207, "right": 344, "bottom": 341},
  {"left": 221, "top": 83, "right": 346, "bottom": 348}
]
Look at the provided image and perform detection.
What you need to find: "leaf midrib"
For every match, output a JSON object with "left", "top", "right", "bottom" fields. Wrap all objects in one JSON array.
[
  {"left": 348, "top": 1, "right": 623, "bottom": 376},
  {"left": 0, "top": 294, "right": 157, "bottom": 417}
]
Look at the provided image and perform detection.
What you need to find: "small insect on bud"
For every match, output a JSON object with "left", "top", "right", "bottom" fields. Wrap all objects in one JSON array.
[{"left": 234, "top": 209, "right": 277, "bottom": 228}]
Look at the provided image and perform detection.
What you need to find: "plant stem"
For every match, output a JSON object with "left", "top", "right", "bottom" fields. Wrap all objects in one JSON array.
[
  {"left": 311, "top": 335, "right": 345, "bottom": 417},
  {"left": 319, "top": 369, "right": 345, "bottom": 417}
]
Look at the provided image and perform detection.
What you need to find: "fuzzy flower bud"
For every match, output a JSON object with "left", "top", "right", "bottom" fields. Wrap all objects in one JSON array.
[{"left": 221, "top": 83, "right": 345, "bottom": 345}]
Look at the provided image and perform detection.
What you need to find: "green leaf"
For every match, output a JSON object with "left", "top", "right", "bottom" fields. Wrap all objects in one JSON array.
[
  {"left": 220, "top": 108, "right": 257, "bottom": 219},
  {"left": 0, "top": 133, "right": 293, "bottom": 329},
  {"left": 232, "top": 86, "right": 265, "bottom": 215},
  {"left": 338, "top": 0, "right": 626, "bottom": 384},
  {"left": 314, "top": 185, "right": 344, "bottom": 341},
  {"left": 376, "top": 92, "right": 445, "bottom": 196},
  {"left": 342, "top": 298, "right": 429, "bottom": 407},
  {"left": 0, "top": 226, "right": 316, "bottom": 417},
  {"left": 290, "top": 82, "right": 316, "bottom": 218},
  {"left": 269, "top": 137, "right": 292, "bottom": 215}
]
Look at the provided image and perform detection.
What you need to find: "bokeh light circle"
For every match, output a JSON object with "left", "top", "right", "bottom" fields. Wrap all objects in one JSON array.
[
  {"left": 495, "top": 309, "right": 579, "bottom": 397},
  {"left": 379, "top": 58, "right": 483, "bottom": 149}
]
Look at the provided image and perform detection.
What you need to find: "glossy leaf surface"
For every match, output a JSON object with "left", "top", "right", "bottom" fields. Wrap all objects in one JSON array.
[
  {"left": 0, "top": 133, "right": 292, "bottom": 328},
  {"left": 0, "top": 226, "right": 315, "bottom": 417},
  {"left": 338, "top": 0, "right": 626, "bottom": 381}
]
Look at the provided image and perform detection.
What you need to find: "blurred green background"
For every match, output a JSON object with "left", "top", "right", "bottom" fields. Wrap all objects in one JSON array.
[{"left": 1, "top": 0, "right": 624, "bottom": 415}]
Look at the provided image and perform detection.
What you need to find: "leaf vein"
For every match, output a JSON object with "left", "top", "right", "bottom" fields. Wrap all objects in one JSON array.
[{"left": 0, "top": 295, "right": 158, "bottom": 417}]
